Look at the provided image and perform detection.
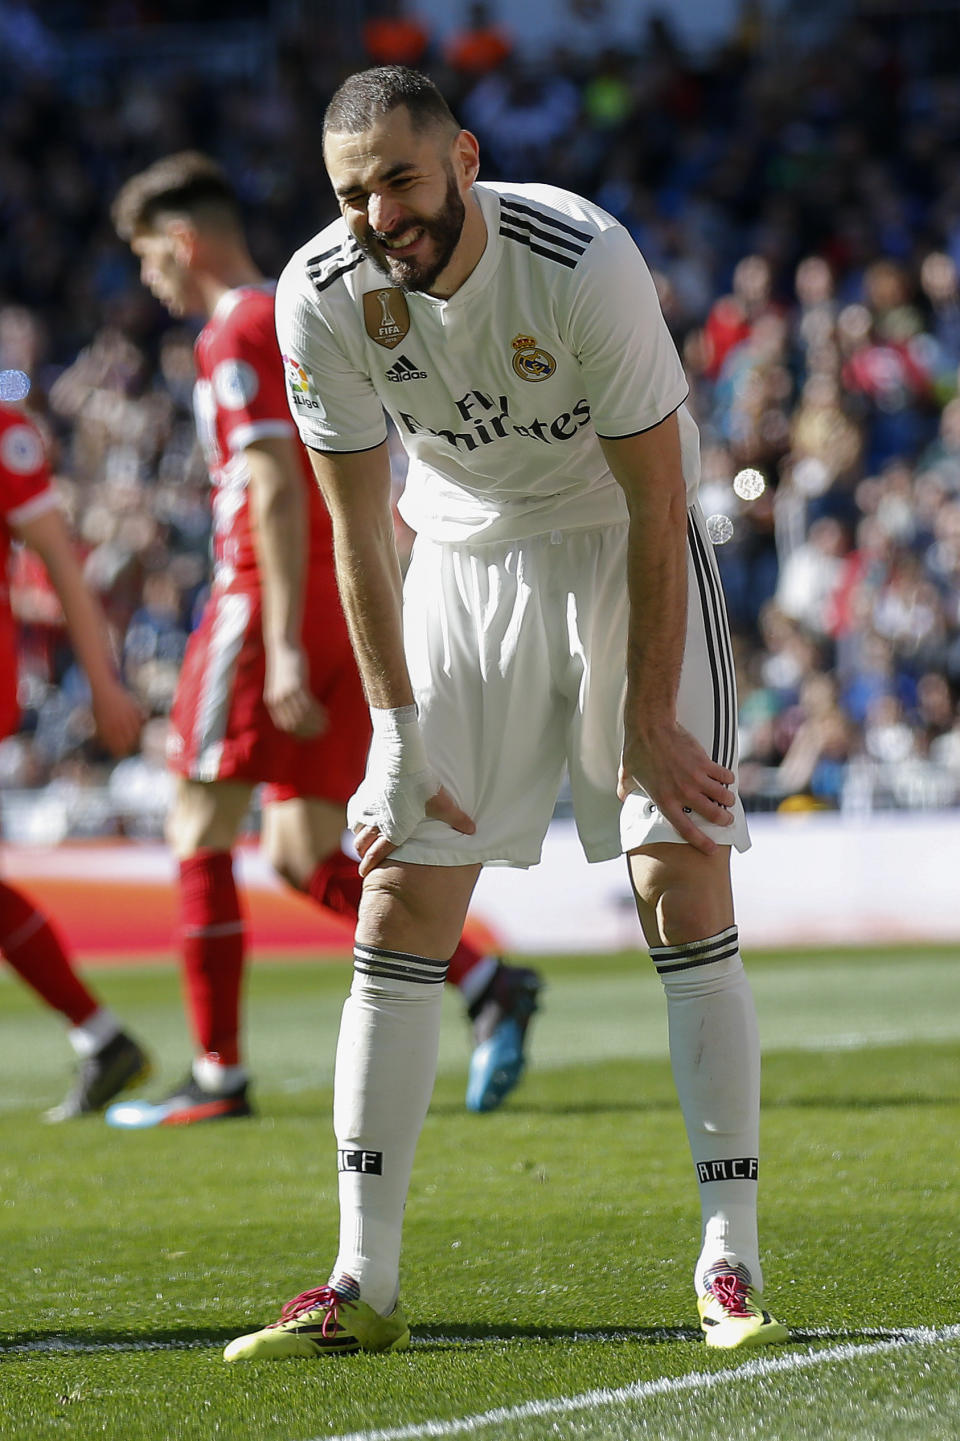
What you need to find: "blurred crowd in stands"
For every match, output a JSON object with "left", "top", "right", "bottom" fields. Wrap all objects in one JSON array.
[{"left": 2, "top": 0, "right": 960, "bottom": 837}]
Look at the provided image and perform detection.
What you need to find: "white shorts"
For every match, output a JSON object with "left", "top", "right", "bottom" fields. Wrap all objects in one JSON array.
[{"left": 387, "top": 505, "right": 750, "bottom": 868}]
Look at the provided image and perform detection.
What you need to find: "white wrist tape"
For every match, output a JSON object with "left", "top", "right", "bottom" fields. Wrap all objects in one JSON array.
[{"left": 347, "top": 705, "right": 438, "bottom": 845}]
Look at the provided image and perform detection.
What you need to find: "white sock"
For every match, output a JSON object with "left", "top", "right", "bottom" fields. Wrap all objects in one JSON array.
[
  {"left": 192, "top": 1055, "right": 247, "bottom": 1093},
  {"left": 457, "top": 954, "right": 497, "bottom": 1006},
  {"left": 650, "top": 926, "right": 763, "bottom": 1295},
  {"left": 67, "top": 1006, "right": 121, "bottom": 1058},
  {"left": 330, "top": 942, "right": 447, "bottom": 1314}
]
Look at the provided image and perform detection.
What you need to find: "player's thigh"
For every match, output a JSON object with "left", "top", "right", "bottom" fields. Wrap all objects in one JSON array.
[
  {"left": 260, "top": 795, "right": 347, "bottom": 888},
  {"left": 627, "top": 841, "right": 734, "bottom": 948},
  {"left": 166, "top": 775, "right": 253, "bottom": 859},
  {"left": 399, "top": 536, "right": 567, "bottom": 864},
  {"left": 619, "top": 505, "right": 750, "bottom": 854},
  {"left": 563, "top": 525, "right": 630, "bottom": 862},
  {"left": 358, "top": 859, "right": 482, "bottom": 960}
]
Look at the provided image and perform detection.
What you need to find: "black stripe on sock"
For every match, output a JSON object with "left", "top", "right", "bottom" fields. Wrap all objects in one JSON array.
[
  {"left": 651, "top": 926, "right": 739, "bottom": 963},
  {"left": 653, "top": 942, "right": 742, "bottom": 974},
  {"left": 353, "top": 961, "right": 446, "bottom": 985},
  {"left": 353, "top": 944, "right": 448, "bottom": 985}
]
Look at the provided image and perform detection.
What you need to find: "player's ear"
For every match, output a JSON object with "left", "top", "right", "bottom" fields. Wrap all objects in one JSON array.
[
  {"left": 453, "top": 129, "right": 480, "bottom": 191},
  {"left": 166, "top": 217, "right": 199, "bottom": 266}
]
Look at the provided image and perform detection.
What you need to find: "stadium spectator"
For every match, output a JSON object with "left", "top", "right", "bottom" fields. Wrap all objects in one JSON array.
[
  {"left": 362, "top": 0, "right": 432, "bottom": 69},
  {"left": 443, "top": 2, "right": 512, "bottom": 79},
  {"left": 775, "top": 672, "right": 856, "bottom": 806},
  {"left": 701, "top": 255, "right": 778, "bottom": 382},
  {"left": 460, "top": 59, "right": 580, "bottom": 178},
  {"left": 0, "top": 398, "right": 148, "bottom": 1120},
  {"left": 104, "top": 150, "right": 540, "bottom": 1128},
  {"left": 775, "top": 515, "right": 850, "bottom": 639}
]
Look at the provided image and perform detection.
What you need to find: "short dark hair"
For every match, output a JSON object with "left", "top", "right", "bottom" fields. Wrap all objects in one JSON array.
[
  {"left": 323, "top": 66, "right": 459, "bottom": 144},
  {"left": 112, "top": 151, "right": 241, "bottom": 241}
]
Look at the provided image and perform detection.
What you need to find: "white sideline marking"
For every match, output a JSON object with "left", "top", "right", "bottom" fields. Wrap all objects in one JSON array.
[
  {"left": 1, "top": 1322, "right": 956, "bottom": 1361},
  {"left": 316, "top": 1325, "right": 960, "bottom": 1441},
  {"left": 0, "top": 1338, "right": 211, "bottom": 1354}
]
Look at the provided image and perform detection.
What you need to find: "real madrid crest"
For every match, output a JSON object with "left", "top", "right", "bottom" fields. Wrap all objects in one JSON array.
[
  {"left": 363, "top": 288, "right": 411, "bottom": 349},
  {"left": 511, "top": 333, "right": 556, "bottom": 382}
]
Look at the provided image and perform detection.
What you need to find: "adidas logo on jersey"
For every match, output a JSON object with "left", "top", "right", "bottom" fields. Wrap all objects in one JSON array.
[{"left": 385, "top": 354, "right": 428, "bottom": 383}]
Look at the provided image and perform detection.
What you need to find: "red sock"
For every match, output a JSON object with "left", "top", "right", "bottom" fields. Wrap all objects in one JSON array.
[
  {"left": 179, "top": 852, "right": 245, "bottom": 1066},
  {"left": 306, "top": 850, "right": 364, "bottom": 920},
  {"left": 0, "top": 880, "right": 99, "bottom": 1025},
  {"left": 446, "top": 937, "right": 487, "bottom": 988}
]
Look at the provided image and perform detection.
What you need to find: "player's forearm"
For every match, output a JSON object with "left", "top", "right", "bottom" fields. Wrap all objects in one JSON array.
[
  {"left": 331, "top": 512, "right": 413, "bottom": 710},
  {"left": 19, "top": 511, "right": 118, "bottom": 690},
  {"left": 310, "top": 444, "right": 413, "bottom": 710},
  {"left": 600, "top": 417, "right": 688, "bottom": 733},
  {"left": 622, "top": 498, "right": 688, "bottom": 733},
  {"left": 246, "top": 442, "right": 308, "bottom": 652}
]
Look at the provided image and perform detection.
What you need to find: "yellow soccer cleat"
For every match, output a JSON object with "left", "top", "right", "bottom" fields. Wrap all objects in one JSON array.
[
  {"left": 697, "top": 1269, "right": 789, "bottom": 1350},
  {"left": 224, "top": 1281, "right": 409, "bottom": 1361}
]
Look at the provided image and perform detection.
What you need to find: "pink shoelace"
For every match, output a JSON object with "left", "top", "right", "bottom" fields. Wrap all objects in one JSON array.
[
  {"left": 270, "top": 1286, "right": 345, "bottom": 1338},
  {"left": 709, "top": 1273, "right": 751, "bottom": 1316}
]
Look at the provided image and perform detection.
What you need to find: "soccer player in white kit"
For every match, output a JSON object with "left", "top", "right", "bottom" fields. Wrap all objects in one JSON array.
[{"left": 225, "top": 65, "right": 788, "bottom": 1360}]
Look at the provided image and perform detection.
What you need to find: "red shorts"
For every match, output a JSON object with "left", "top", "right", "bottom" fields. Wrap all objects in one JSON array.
[
  {"left": 0, "top": 610, "right": 20, "bottom": 740},
  {"left": 168, "top": 577, "right": 370, "bottom": 804}
]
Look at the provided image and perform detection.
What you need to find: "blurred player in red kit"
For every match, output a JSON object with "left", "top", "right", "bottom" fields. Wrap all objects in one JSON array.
[
  {"left": 0, "top": 396, "right": 148, "bottom": 1120},
  {"left": 106, "top": 152, "right": 540, "bottom": 1126}
]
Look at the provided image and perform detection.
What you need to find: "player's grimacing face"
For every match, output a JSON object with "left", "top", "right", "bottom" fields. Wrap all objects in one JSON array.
[{"left": 325, "top": 110, "right": 470, "bottom": 295}]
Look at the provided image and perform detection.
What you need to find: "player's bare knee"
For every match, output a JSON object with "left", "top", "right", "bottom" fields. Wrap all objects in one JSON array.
[
  {"left": 629, "top": 844, "right": 734, "bottom": 946},
  {"left": 262, "top": 838, "right": 304, "bottom": 891},
  {"left": 166, "top": 801, "right": 202, "bottom": 860},
  {"left": 357, "top": 865, "right": 465, "bottom": 960},
  {"left": 167, "top": 780, "right": 249, "bottom": 860}
]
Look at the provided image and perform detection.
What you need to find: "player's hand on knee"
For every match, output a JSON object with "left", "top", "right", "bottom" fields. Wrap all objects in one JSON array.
[
  {"left": 349, "top": 778, "right": 476, "bottom": 875},
  {"left": 354, "top": 823, "right": 397, "bottom": 876},
  {"left": 348, "top": 765, "right": 437, "bottom": 844},
  {"left": 348, "top": 707, "right": 476, "bottom": 872},
  {"left": 620, "top": 723, "right": 735, "bottom": 856}
]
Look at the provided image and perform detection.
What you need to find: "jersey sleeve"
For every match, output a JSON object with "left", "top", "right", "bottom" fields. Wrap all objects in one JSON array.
[
  {"left": 567, "top": 224, "right": 689, "bottom": 439},
  {"left": 275, "top": 260, "right": 387, "bottom": 454},
  {"left": 206, "top": 295, "right": 299, "bottom": 454},
  {"left": 0, "top": 411, "right": 59, "bottom": 527}
]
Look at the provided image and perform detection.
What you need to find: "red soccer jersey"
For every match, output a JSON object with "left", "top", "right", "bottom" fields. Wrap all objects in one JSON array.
[
  {"left": 192, "top": 284, "right": 333, "bottom": 587},
  {"left": 0, "top": 403, "right": 59, "bottom": 736}
]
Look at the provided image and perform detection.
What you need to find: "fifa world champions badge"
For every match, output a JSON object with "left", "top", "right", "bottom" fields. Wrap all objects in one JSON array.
[
  {"left": 363, "top": 288, "right": 411, "bottom": 349},
  {"left": 511, "top": 333, "right": 557, "bottom": 382}
]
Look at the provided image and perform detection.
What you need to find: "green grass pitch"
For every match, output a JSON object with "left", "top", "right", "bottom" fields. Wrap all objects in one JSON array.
[{"left": 1, "top": 945, "right": 959, "bottom": 1440}]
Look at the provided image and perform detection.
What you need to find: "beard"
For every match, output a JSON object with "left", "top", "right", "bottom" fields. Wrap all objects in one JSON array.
[{"left": 359, "top": 169, "right": 466, "bottom": 294}]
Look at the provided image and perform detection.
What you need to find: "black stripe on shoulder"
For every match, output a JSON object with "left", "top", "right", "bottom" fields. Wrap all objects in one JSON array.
[
  {"left": 498, "top": 205, "right": 589, "bottom": 257},
  {"left": 499, "top": 198, "right": 594, "bottom": 246},
  {"left": 304, "top": 240, "right": 357, "bottom": 269},
  {"left": 499, "top": 225, "right": 580, "bottom": 269},
  {"left": 308, "top": 251, "right": 365, "bottom": 296}
]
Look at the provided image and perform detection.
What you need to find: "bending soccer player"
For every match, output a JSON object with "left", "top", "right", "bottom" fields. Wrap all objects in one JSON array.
[
  {"left": 0, "top": 399, "right": 148, "bottom": 1120},
  {"left": 106, "top": 152, "right": 539, "bottom": 1127},
  {"left": 224, "top": 66, "right": 789, "bottom": 1359}
]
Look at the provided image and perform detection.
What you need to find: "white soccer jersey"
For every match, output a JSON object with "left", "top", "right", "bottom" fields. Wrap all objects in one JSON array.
[{"left": 275, "top": 181, "right": 700, "bottom": 544}]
